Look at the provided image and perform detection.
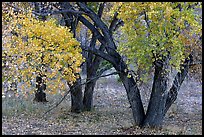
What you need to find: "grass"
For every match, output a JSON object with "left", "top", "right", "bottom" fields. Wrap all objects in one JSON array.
[{"left": 2, "top": 92, "right": 70, "bottom": 118}]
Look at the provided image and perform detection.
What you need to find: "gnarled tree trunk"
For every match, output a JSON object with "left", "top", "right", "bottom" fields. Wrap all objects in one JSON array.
[{"left": 142, "top": 54, "right": 193, "bottom": 128}]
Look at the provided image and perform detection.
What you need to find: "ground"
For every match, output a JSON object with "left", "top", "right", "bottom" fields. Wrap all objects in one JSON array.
[{"left": 2, "top": 75, "right": 202, "bottom": 135}]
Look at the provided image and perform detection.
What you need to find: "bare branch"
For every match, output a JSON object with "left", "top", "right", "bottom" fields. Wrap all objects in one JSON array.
[
  {"left": 81, "top": 46, "right": 116, "bottom": 66},
  {"left": 77, "top": 2, "right": 117, "bottom": 49},
  {"left": 109, "top": 12, "right": 119, "bottom": 34},
  {"left": 5, "top": 3, "right": 87, "bottom": 17},
  {"left": 42, "top": 71, "right": 119, "bottom": 117}
]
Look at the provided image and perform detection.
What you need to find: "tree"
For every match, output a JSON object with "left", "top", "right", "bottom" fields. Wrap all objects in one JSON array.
[
  {"left": 3, "top": 2, "right": 201, "bottom": 128},
  {"left": 113, "top": 2, "right": 201, "bottom": 127},
  {"left": 2, "top": 3, "right": 84, "bottom": 102},
  {"left": 62, "top": 2, "right": 201, "bottom": 128},
  {"left": 58, "top": 2, "right": 121, "bottom": 112}
]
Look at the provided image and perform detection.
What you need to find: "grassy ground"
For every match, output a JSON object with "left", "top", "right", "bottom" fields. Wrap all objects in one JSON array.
[{"left": 2, "top": 76, "right": 202, "bottom": 135}]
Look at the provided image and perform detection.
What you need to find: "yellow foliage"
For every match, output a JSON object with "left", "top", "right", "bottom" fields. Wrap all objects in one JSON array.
[
  {"left": 2, "top": 5, "right": 84, "bottom": 94},
  {"left": 112, "top": 2, "right": 201, "bottom": 78}
]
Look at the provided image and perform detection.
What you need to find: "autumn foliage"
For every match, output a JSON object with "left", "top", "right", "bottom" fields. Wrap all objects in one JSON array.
[
  {"left": 112, "top": 2, "right": 202, "bottom": 81},
  {"left": 2, "top": 5, "right": 84, "bottom": 95}
]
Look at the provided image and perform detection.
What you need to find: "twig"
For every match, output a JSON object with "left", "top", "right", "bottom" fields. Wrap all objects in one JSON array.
[
  {"left": 42, "top": 71, "right": 119, "bottom": 117},
  {"left": 5, "top": 3, "right": 87, "bottom": 17}
]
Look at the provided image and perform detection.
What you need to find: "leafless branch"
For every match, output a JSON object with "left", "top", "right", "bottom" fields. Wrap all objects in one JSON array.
[
  {"left": 5, "top": 3, "right": 87, "bottom": 17},
  {"left": 42, "top": 71, "right": 119, "bottom": 117}
]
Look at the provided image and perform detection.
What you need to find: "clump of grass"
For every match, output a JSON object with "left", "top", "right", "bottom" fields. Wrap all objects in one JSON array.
[
  {"left": 3, "top": 96, "right": 44, "bottom": 117},
  {"left": 2, "top": 91, "right": 72, "bottom": 118}
]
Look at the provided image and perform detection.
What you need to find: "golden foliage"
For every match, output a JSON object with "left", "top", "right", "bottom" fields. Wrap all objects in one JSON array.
[{"left": 2, "top": 4, "right": 84, "bottom": 95}]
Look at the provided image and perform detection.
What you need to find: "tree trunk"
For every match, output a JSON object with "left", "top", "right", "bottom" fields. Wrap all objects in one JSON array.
[
  {"left": 164, "top": 54, "right": 193, "bottom": 114},
  {"left": 34, "top": 91, "right": 48, "bottom": 102},
  {"left": 33, "top": 3, "right": 48, "bottom": 103},
  {"left": 82, "top": 3, "right": 105, "bottom": 111},
  {"left": 83, "top": 78, "right": 97, "bottom": 111},
  {"left": 34, "top": 75, "right": 48, "bottom": 102},
  {"left": 142, "top": 56, "right": 169, "bottom": 128},
  {"left": 59, "top": 3, "right": 83, "bottom": 113},
  {"left": 119, "top": 72, "right": 145, "bottom": 126},
  {"left": 70, "top": 76, "right": 83, "bottom": 113}
]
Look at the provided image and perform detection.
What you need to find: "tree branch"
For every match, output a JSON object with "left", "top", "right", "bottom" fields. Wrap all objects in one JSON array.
[
  {"left": 77, "top": 2, "right": 117, "bottom": 50},
  {"left": 97, "top": 2, "right": 105, "bottom": 18},
  {"left": 164, "top": 54, "right": 193, "bottom": 113},
  {"left": 81, "top": 46, "right": 116, "bottom": 66},
  {"left": 6, "top": 3, "right": 87, "bottom": 17},
  {"left": 42, "top": 71, "right": 119, "bottom": 117}
]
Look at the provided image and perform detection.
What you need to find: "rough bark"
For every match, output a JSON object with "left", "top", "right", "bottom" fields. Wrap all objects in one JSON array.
[
  {"left": 83, "top": 32, "right": 97, "bottom": 111},
  {"left": 164, "top": 54, "right": 193, "bottom": 114},
  {"left": 83, "top": 2, "right": 115, "bottom": 111},
  {"left": 70, "top": 76, "right": 83, "bottom": 113},
  {"left": 142, "top": 57, "right": 169, "bottom": 128},
  {"left": 83, "top": 78, "right": 97, "bottom": 111},
  {"left": 119, "top": 72, "right": 145, "bottom": 126}
]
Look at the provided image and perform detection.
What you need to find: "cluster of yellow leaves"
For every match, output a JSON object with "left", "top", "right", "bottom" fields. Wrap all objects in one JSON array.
[
  {"left": 2, "top": 6, "right": 84, "bottom": 95},
  {"left": 112, "top": 2, "right": 201, "bottom": 78}
]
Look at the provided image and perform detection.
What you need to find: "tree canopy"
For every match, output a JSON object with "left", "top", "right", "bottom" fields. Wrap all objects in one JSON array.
[
  {"left": 112, "top": 2, "right": 201, "bottom": 80},
  {"left": 2, "top": 5, "right": 84, "bottom": 95}
]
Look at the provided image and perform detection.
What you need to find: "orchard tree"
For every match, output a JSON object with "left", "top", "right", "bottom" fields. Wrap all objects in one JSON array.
[{"left": 2, "top": 3, "right": 84, "bottom": 101}]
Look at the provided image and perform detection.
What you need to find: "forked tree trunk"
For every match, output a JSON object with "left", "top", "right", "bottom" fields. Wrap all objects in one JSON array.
[
  {"left": 142, "top": 54, "right": 193, "bottom": 128},
  {"left": 59, "top": 2, "right": 195, "bottom": 128}
]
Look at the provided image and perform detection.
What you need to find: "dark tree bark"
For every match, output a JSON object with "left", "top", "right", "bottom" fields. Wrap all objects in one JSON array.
[
  {"left": 69, "top": 76, "right": 83, "bottom": 113},
  {"left": 51, "top": 2, "right": 194, "bottom": 128},
  {"left": 83, "top": 32, "right": 98, "bottom": 111},
  {"left": 58, "top": 2, "right": 84, "bottom": 113},
  {"left": 76, "top": 2, "right": 145, "bottom": 125},
  {"left": 142, "top": 57, "right": 169, "bottom": 128},
  {"left": 83, "top": 3, "right": 105, "bottom": 111},
  {"left": 82, "top": 2, "right": 121, "bottom": 111},
  {"left": 142, "top": 54, "right": 193, "bottom": 128},
  {"left": 34, "top": 75, "right": 48, "bottom": 102},
  {"left": 83, "top": 77, "right": 97, "bottom": 111},
  {"left": 164, "top": 54, "right": 193, "bottom": 114},
  {"left": 119, "top": 72, "right": 145, "bottom": 125},
  {"left": 33, "top": 3, "right": 48, "bottom": 102}
]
